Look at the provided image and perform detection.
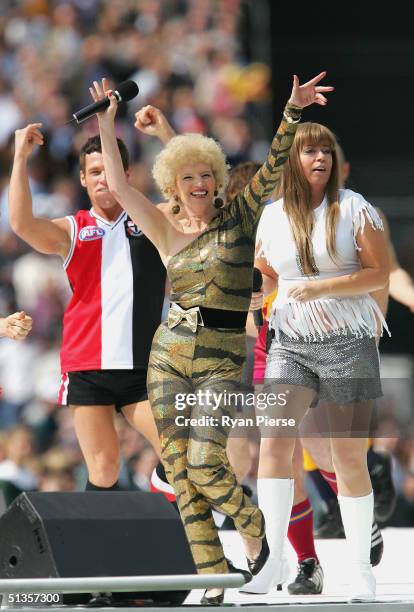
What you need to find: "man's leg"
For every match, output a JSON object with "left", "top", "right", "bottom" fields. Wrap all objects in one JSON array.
[
  {"left": 123, "top": 400, "right": 161, "bottom": 458},
  {"left": 301, "top": 409, "right": 339, "bottom": 492},
  {"left": 287, "top": 440, "right": 323, "bottom": 595},
  {"left": 71, "top": 405, "right": 120, "bottom": 489},
  {"left": 367, "top": 442, "right": 397, "bottom": 522},
  {"left": 301, "top": 436, "right": 344, "bottom": 538},
  {"left": 226, "top": 437, "right": 252, "bottom": 483}
]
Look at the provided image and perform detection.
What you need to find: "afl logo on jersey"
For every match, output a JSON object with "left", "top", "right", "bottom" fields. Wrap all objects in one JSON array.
[{"left": 79, "top": 226, "right": 106, "bottom": 241}]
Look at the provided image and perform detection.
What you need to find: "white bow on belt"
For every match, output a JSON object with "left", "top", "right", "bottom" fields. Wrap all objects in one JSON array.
[{"left": 167, "top": 303, "right": 204, "bottom": 333}]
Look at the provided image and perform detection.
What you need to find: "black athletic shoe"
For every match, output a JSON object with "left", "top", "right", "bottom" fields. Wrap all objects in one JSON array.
[
  {"left": 287, "top": 558, "right": 324, "bottom": 595},
  {"left": 315, "top": 498, "right": 384, "bottom": 566},
  {"left": 314, "top": 498, "right": 345, "bottom": 539},
  {"left": 370, "top": 520, "right": 384, "bottom": 567},
  {"left": 369, "top": 452, "right": 397, "bottom": 522}
]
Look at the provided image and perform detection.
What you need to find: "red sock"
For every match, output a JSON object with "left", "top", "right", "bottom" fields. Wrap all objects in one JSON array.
[
  {"left": 288, "top": 498, "right": 319, "bottom": 563},
  {"left": 319, "top": 469, "right": 338, "bottom": 494}
]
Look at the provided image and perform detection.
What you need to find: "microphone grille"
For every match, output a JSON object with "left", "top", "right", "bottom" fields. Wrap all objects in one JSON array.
[{"left": 116, "top": 80, "right": 139, "bottom": 102}]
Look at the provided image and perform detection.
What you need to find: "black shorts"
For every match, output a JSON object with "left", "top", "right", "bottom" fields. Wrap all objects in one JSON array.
[{"left": 58, "top": 369, "right": 148, "bottom": 413}]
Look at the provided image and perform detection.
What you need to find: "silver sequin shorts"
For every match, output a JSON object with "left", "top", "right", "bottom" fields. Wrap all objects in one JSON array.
[{"left": 265, "top": 331, "right": 382, "bottom": 405}]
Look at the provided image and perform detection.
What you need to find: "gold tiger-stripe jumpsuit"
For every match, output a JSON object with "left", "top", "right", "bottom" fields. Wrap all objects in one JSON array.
[{"left": 147, "top": 103, "right": 302, "bottom": 574}]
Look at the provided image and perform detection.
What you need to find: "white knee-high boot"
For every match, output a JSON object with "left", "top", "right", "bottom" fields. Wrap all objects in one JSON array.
[
  {"left": 338, "top": 491, "right": 376, "bottom": 602},
  {"left": 240, "top": 478, "right": 293, "bottom": 594}
]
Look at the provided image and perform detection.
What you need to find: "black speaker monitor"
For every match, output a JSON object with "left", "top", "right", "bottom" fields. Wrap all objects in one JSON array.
[{"left": 0, "top": 491, "right": 196, "bottom": 604}]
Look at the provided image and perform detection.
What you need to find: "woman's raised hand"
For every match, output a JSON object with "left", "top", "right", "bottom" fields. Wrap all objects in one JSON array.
[
  {"left": 89, "top": 77, "right": 118, "bottom": 121},
  {"left": 288, "top": 71, "right": 334, "bottom": 108}
]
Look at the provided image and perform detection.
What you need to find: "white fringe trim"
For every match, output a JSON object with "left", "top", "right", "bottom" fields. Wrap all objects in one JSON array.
[
  {"left": 269, "top": 295, "right": 390, "bottom": 342},
  {"left": 352, "top": 201, "right": 384, "bottom": 251}
]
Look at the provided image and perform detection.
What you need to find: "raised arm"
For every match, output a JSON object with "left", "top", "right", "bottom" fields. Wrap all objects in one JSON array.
[
  {"left": 9, "top": 124, "right": 71, "bottom": 258},
  {"left": 91, "top": 79, "right": 171, "bottom": 255},
  {"left": 236, "top": 72, "right": 334, "bottom": 230}
]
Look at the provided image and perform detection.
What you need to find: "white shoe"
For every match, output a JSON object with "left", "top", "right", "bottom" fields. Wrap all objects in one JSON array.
[
  {"left": 349, "top": 562, "right": 376, "bottom": 602},
  {"left": 239, "top": 478, "right": 293, "bottom": 594},
  {"left": 239, "top": 554, "right": 290, "bottom": 594},
  {"left": 338, "top": 492, "right": 376, "bottom": 602}
]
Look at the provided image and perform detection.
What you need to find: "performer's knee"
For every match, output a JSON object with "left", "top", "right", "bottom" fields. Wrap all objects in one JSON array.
[
  {"left": 88, "top": 451, "right": 120, "bottom": 487},
  {"left": 260, "top": 436, "right": 295, "bottom": 462},
  {"left": 331, "top": 443, "right": 367, "bottom": 478}
]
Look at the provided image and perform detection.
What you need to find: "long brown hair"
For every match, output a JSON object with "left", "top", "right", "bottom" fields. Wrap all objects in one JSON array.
[{"left": 276, "top": 122, "right": 340, "bottom": 275}]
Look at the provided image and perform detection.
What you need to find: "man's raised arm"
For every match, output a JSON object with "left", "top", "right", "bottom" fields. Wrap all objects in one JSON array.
[{"left": 9, "top": 124, "right": 70, "bottom": 259}]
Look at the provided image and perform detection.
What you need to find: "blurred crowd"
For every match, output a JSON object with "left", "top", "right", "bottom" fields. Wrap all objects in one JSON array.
[
  {"left": 0, "top": 0, "right": 271, "bottom": 500},
  {"left": 0, "top": 0, "right": 413, "bottom": 527}
]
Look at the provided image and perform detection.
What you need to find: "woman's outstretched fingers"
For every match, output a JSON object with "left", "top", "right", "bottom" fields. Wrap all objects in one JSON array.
[
  {"left": 93, "top": 79, "right": 110, "bottom": 100},
  {"left": 305, "top": 71, "right": 327, "bottom": 86},
  {"left": 289, "top": 71, "right": 334, "bottom": 108},
  {"left": 315, "top": 93, "right": 328, "bottom": 106},
  {"left": 89, "top": 87, "right": 98, "bottom": 102}
]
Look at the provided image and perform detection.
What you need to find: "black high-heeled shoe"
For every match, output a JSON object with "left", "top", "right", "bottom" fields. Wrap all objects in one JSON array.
[
  {"left": 246, "top": 535, "right": 270, "bottom": 576},
  {"left": 200, "top": 589, "right": 224, "bottom": 606}
]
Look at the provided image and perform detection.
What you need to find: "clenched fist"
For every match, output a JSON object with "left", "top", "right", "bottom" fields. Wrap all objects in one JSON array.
[
  {"left": 134, "top": 105, "right": 176, "bottom": 144},
  {"left": 14, "top": 124, "right": 44, "bottom": 159},
  {"left": 0, "top": 311, "right": 33, "bottom": 341}
]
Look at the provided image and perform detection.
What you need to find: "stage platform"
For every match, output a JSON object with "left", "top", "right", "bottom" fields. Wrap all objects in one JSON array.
[
  {"left": 1, "top": 528, "right": 412, "bottom": 610},
  {"left": 183, "top": 527, "right": 414, "bottom": 609}
]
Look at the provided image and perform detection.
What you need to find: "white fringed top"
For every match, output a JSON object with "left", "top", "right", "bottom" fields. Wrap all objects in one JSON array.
[{"left": 256, "top": 189, "right": 390, "bottom": 341}]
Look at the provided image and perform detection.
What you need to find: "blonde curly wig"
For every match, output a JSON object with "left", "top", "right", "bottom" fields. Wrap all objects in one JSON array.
[{"left": 152, "top": 133, "right": 229, "bottom": 198}]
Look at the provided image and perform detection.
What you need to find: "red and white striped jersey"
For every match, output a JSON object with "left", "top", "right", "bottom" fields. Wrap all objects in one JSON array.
[{"left": 60, "top": 209, "right": 165, "bottom": 372}]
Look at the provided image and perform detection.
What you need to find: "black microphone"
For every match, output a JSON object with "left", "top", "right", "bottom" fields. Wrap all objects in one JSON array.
[
  {"left": 72, "top": 80, "right": 139, "bottom": 124},
  {"left": 252, "top": 267, "right": 263, "bottom": 328}
]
